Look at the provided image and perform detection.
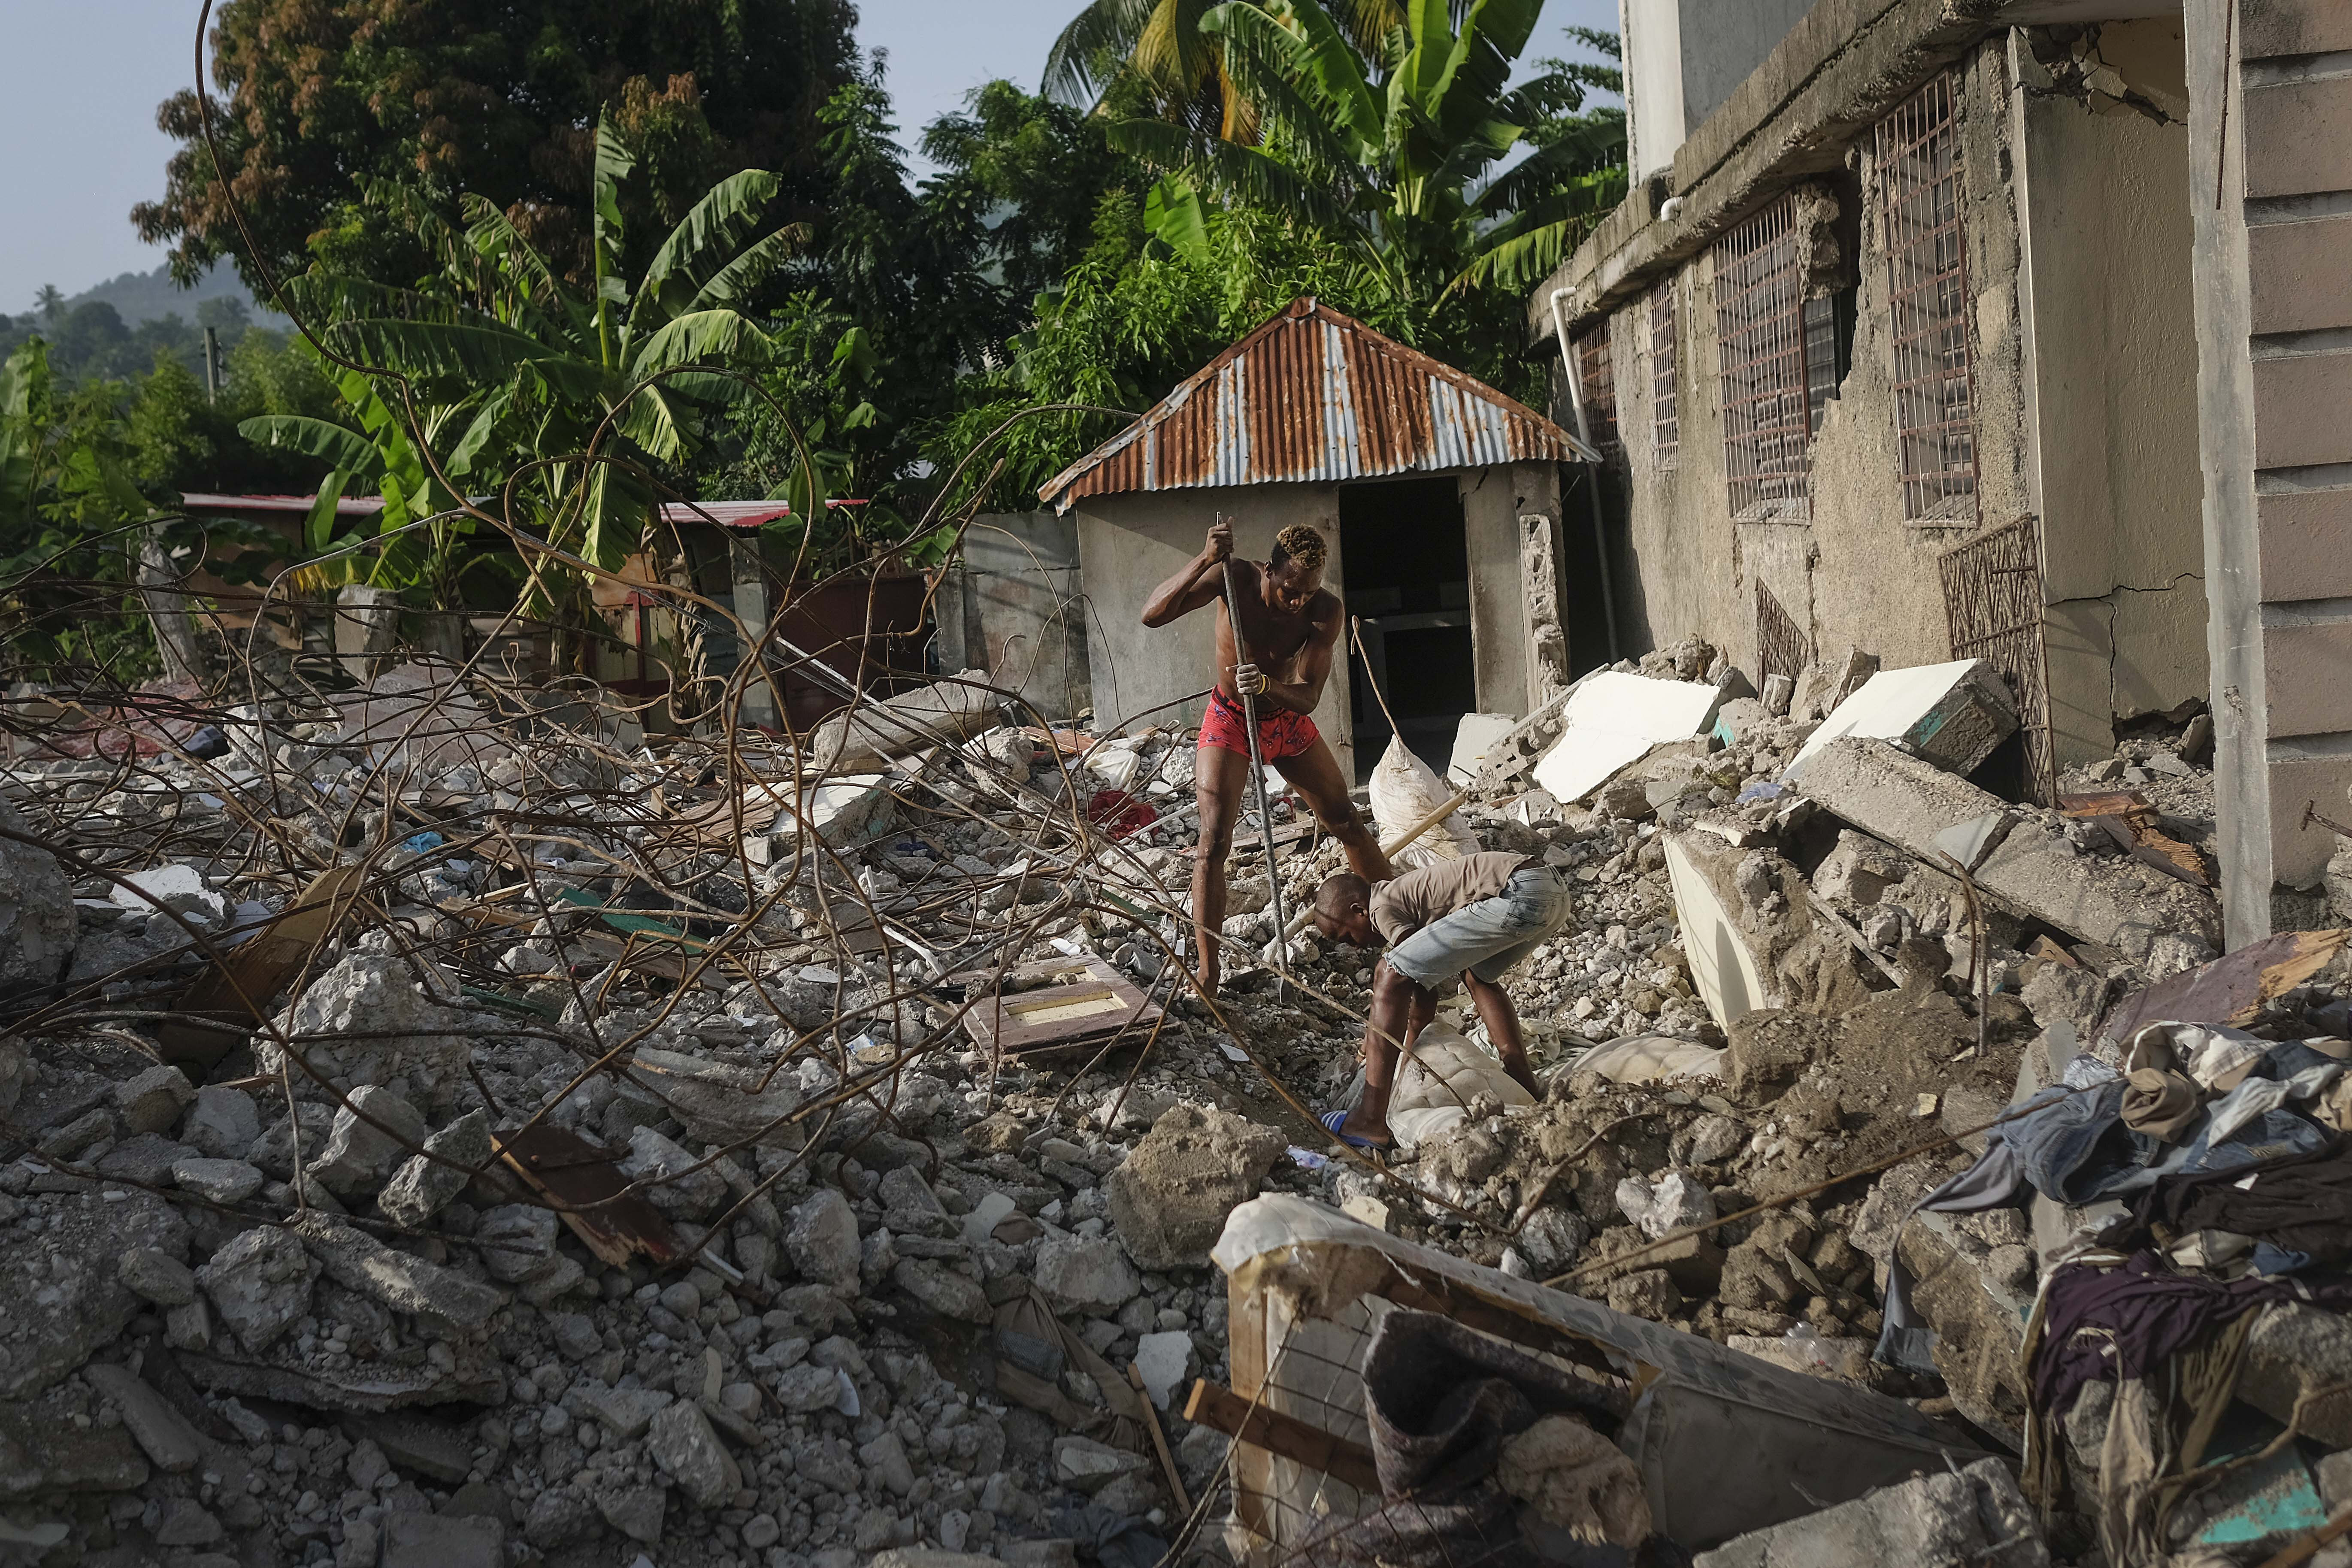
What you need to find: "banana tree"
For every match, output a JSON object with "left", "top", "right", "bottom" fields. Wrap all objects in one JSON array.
[
  {"left": 245, "top": 109, "right": 802, "bottom": 580},
  {"left": 1111, "top": 1, "right": 1626, "bottom": 311}
]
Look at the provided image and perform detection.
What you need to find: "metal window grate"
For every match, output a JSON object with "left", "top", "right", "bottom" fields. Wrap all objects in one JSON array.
[
  {"left": 1876, "top": 73, "right": 1977, "bottom": 523},
  {"left": 1940, "top": 517, "right": 2051, "bottom": 802},
  {"left": 1713, "top": 198, "right": 1814, "bottom": 515},
  {"left": 1575, "top": 318, "right": 1619, "bottom": 453},
  {"left": 1649, "top": 276, "right": 1679, "bottom": 468},
  {"left": 1756, "top": 580, "right": 1808, "bottom": 684}
]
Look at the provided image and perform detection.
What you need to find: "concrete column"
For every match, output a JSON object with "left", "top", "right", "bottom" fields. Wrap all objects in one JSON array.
[
  {"left": 1461, "top": 462, "right": 1562, "bottom": 717},
  {"left": 2189, "top": 0, "right": 2352, "bottom": 941},
  {"left": 728, "top": 534, "right": 779, "bottom": 732}
]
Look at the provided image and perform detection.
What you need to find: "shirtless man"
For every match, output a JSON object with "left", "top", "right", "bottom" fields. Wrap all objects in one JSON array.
[{"left": 1141, "top": 519, "right": 1392, "bottom": 995}]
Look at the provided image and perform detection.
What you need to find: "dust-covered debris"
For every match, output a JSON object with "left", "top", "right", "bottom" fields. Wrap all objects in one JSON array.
[{"left": 0, "top": 621, "right": 2334, "bottom": 1568}]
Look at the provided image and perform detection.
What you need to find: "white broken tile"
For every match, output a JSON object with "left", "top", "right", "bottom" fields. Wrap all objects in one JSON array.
[{"left": 1531, "top": 673, "right": 1724, "bottom": 804}]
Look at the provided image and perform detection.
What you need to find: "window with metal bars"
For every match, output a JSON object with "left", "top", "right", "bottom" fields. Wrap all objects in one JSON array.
[
  {"left": 1648, "top": 276, "right": 1679, "bottom": 468},
  {"left": 1574, "top": 318, "right": 1619, "bottom": 453},
  {"left": 1713, "top": 197, "right": 1822, "bottom": 517},
  {"left": 1876, "top": 72, "right": 1977, "bottom": 522}
]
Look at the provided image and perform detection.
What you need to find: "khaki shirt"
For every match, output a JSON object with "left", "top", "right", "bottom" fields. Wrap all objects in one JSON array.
[{"left": 1368, "top": 851, "right": 1537, "bottom": 947}]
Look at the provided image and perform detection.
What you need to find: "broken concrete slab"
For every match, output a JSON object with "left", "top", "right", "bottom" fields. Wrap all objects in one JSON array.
[
  {"left": 739, "top": 775, "right": 892, "bottom": 866},
  {"left": 196, "top": 1223, "right": 319, "bottom": 1353},
  {"left": 0, "top": 1191, "right": 188, "bottom": 1400},
  {"left": 0, "top": 796, "right": 75, "bottom": 990},
  {"left": 81, "top": 1362, "right": 204, "bottom": 1474},
  {"left": 1787, "top": 660, "right": 2018, "bottom": 781},
  {"left": 381, "top": 1510, "right": 505, "bottom": 1568},
  {"left": 292, "top": 1213, "right": 506, "bottom": 1329},
  {"left": 1104, "top": 1103, "right": 1286, "bottom": 1271},
  {"left": 1795, "top": 739, "right": 2220, "bottom": 951},
  {"left": 624, "top": 1045, "right": 803, "bottom": 1148},
  {"left": 805, "top": 672, "right": 997, "bottom": 774},
  {"left": 378, "top": 1109, "right": 494, "bottom": 1229},
  {"left": 305, "top": 1083, "right": 428, "bottom": 1196},
  {"left": 1665, "top": 832, "right": 1872, "bottom": 1030},
  {"left": 1799, "top": 648, "right": 1881, "bottom": 723},
  {"left": 646, "top": 1399, "right": 741, "bottom": 1509},
  {"left": 1691, "top": 1456, "right": 2046, "bottom": 1567},
  {"left": 268, "top": 950, "right": 476, "bottom": 1097},
  {"left": 1532, "top": 672, "right": 1724, "bottom": 804},
  {"left": 0, "top": 1380, "right": 151, "bottom": 1500},
  {"left": 1445, "top": 711, "right": 1520, "bottom": 787},
  {"left": 335, "top": 660, "right": 514, "bottom": 775}
]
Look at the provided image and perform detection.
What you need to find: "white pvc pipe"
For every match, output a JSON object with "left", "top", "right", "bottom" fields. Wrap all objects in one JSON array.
[{"left": 1551, "top": 288, "right": 1621, "bottom": 660}]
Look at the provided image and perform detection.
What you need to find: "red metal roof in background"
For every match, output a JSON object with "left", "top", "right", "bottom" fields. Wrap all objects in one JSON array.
[
  {"left": 179, "top": 496, "right": 865, "bottom": 529},
  {"left": 1037, "top": 297, "right": 1595, "bottom": 512}
]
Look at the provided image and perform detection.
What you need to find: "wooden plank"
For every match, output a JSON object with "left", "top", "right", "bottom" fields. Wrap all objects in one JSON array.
[
  {"left": 157, "top": 863, "right": 370, "bottom": 1068},
  {"left": 954, "top": 955, "right": 1162, "bottom": 1058},
  {"left": 1181, "top": 1380, "right": 1383, "bottom": 1496}
]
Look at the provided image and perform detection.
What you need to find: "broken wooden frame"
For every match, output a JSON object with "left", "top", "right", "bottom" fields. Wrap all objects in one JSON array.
[
  {"left": 952, "top": 954, "right": 1163, "bottom": 1059},
  {"left": 1208, "top": 1195, "right": 1982, "bottom": 1562}
]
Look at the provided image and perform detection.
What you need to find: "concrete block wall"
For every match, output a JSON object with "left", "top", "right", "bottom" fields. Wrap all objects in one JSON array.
[{"left": 2189, "top": 0, "right": 2352, "bottom": 940}]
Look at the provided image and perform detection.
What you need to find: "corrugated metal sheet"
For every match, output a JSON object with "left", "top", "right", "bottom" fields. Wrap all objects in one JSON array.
[{"left": 1037, "top": 298, "right": 1595, "bottom": 511}]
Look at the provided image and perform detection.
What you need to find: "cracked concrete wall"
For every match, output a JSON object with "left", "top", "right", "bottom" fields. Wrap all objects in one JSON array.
[
  {"left": 1555, "top": 23, "right": 2209, "bottom": 783},
  {"left": 1565, "top": 36, "right": 2035, "bottom": 682},
  {"left": 2016, "top": 18, "right": 2208, "bottom": 767}
]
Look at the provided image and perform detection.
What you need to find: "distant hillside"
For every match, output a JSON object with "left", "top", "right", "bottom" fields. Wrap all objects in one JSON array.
[{"left": 48, "top": 262, "right": 288, "bottom": 329}]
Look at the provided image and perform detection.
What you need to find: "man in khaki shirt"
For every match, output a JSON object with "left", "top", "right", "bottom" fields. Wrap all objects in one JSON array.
[{"left": 1309, "top": 851, "right": 1574, "bottom": 1150}]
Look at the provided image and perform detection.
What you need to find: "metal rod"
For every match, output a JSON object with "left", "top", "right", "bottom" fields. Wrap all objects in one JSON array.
[{"left": 1223, "top": 530, "right": 1292, "bottom": 996}]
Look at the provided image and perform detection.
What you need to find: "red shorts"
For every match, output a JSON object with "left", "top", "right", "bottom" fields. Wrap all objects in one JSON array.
[{"left": 1199, "top": 687, "right": 1319, "bottom": 762}]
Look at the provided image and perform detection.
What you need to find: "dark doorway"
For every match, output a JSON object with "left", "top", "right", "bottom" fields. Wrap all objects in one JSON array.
[{"left": 1339, "top": 475, "right": 1476, "bottom": 783}]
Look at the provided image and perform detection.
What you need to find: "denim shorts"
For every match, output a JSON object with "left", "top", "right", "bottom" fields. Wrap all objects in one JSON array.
[{"left": 1386, "top": 866, "right": 1574, "bottom": 988}]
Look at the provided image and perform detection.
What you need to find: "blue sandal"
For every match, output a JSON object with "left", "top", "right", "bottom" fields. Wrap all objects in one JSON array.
[{"left": 1320, "top": 1109, "right": 1392, "bottom": 1152}]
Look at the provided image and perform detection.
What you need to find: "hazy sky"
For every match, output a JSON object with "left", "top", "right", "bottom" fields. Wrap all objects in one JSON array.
[{"left": 0, "top": 0, "right": 1619, "bottom": 315}]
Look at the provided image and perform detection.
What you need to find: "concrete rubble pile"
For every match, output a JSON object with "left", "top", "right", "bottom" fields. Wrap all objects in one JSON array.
[{"left": 2, "top": 633, "right": 2350, "bottom": 1568}]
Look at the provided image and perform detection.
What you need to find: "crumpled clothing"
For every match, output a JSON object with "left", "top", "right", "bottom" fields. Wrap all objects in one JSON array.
[
  {"left": 1988, "top": 1081, "right": 2141, "bottom": 1205},
  {"left": 1288, "top": 1310, "right": 1659, "bottom": 1568},
  {"left": 2204, "top": 1075, "right": 2294, "bottom": 1145},
  {"left": 2107, "top": 1137, "right": 2352, "bottom": 1271},
  {"left": 2126, "top": 1022, "right": 2272, "bottom": 1093},
  {"left": 2028, "top": 1251, "right": 2352, "bottom": 1420},
  {"left": 1874, "top": 1141, "right": 2032, "bottom": 1373},
  {"left": 2120, "top": 1069, "right": 2201, "bottom": 1142}
]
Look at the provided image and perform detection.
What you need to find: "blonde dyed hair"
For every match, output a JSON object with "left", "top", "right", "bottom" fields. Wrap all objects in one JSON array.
[{"left": 1271, "top": 523, "right": 1328, "bottom": 574}]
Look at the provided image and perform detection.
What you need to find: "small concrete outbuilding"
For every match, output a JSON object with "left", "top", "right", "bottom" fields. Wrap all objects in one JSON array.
[{"left": 1037, "top": 298, "right": 1595, "bottom": 780}]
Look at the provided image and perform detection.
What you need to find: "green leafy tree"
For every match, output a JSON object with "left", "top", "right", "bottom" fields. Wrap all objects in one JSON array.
[
  {"left": 0, "top": 342, "right": 170, "bottom": 678},
  {"left": 1116, "top": 2, "right": 1626, "bottom": 326},
  {"left": 242, "top": 111, "right": 800, "bottom": 588},
  {"left": 1044, "top": 0, "right": 1404, "bottom": 139},
  {"left": 135, "top": 0, "right": 860, "bottom": 291}
]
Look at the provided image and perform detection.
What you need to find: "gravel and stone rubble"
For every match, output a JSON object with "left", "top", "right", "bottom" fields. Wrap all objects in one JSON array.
[{"left": 0, "top": 637, "right": 2325, "bottom": 1568}]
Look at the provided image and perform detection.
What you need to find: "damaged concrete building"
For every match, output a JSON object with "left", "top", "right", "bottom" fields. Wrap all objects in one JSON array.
[{"left": 1535, "top": 0, "right": 2352, "bottom": 939}]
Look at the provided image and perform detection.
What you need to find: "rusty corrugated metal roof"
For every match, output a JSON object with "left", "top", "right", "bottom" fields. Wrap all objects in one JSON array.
[{"left": 1037, "top": 297, "right": 1595, "bottom": 512}]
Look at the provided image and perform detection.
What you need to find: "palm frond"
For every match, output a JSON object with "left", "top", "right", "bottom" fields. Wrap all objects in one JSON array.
[
  {"left": 1473, "top": 112, "right": 1625, "bottom": 216},
  {"left": 1108, "top": 117, "right": 1363, "bottom": 239},
  {"left": 1250, "top": 1, "right": 1384, "bottom": 153},
  {"left": 633, "top": 170, "right": 784, "bottom": 327},
  {"left": 683, "top": 224, "right": 811, "bottom": 314},
  {"left": 239, "top": 416, "right": 383, "bottom": 478},
  {"left": 1204, "top": 5, "right": 1373, "bottom": 176},
  {"left": 1044, "top": 0, "right": 1160, "bottom": 108}
]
